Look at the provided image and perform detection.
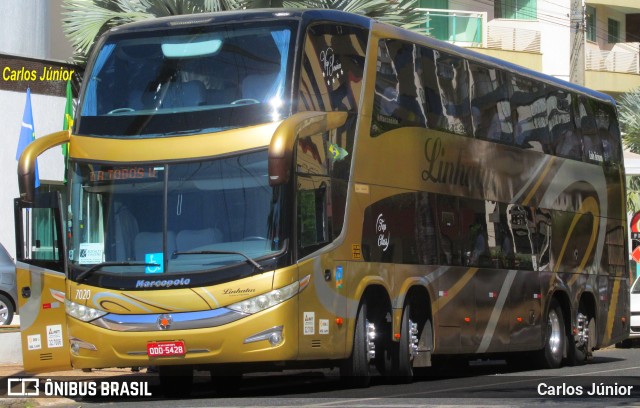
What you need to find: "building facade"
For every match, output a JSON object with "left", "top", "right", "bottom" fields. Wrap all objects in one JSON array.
[
  {"left": 417, "top": 0, "right": 640, "bottom": 98},
  {"left": 0, "top": 0, "right": 77, "bottom": 259}
]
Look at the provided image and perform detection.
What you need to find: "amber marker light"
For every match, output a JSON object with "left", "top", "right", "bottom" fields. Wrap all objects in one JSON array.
[{"left": 335, "top": 318, "right": 343, "bottom": 326}]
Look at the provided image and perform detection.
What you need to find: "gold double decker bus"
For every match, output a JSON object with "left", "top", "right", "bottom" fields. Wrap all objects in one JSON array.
[{"left": 15, "top": 9, "right": 629, "bottom": 392}]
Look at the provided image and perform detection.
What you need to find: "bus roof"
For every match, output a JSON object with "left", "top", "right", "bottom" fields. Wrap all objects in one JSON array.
[{"left": 107, "top": 8, "right": 372, "bottom": 34}]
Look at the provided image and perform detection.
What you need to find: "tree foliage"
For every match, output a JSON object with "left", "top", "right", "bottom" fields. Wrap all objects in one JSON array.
[
  {"left": 617, "top": 87, "right": 640, "bottom": 213},
  {"left": 62, "top": 0, "right": 425, "bottom": 62}
]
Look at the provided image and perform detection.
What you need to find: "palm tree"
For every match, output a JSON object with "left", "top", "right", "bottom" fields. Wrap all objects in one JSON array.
[
  {"left": 62, "top": 0, "right": 248, "bottom": 62},
  {"left": 62, "top": 0, "right": 425, "bottom": 63},
  {"left": 618, "top": 87, "right": 640, "bottom": 213}
]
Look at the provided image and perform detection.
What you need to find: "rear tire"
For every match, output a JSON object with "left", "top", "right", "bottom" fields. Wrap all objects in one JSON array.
[
  {"left": 340, "top": 301, "right": 372, "bottom": 388},
  {"left": 391, "top": 303, "right": 416, "bottom": 383},
  {"left": 570, "top": 314, "right": 595, "bottom": 365},
  {"left": 538, "top": 299, "right": 565, "bottom": 369},
  {"left": 0, "top": 294, "right": 14, "bottom": 326}
]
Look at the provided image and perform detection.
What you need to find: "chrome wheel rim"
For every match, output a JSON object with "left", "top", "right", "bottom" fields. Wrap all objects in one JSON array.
[{"left": 0, "top": 302, "right": 8, "bottom": 325}]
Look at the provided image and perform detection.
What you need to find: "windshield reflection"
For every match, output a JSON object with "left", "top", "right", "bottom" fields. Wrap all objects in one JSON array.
[{"left": 68, "top": 150, "right": 285, "bottom": 281}]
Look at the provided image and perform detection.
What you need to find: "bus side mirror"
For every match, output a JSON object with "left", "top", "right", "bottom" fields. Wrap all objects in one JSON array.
[
  {"left": 17, "top": 130, "right": 71, "bottom": 203},
  {"left": 268, "top": 111, "right": 348, "bottom": 186}
]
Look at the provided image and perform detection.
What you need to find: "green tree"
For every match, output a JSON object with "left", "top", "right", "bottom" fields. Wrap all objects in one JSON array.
[
  {"left": 618, "top": 87, "right": 640, "bottom": 213},
  {"left": 62, "top": 0, "right": 425, "bottom": 62}
]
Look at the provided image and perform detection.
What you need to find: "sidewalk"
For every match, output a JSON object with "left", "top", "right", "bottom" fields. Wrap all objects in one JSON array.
[{"left": 0, "top": 316, "right": 151, "bottom": 407}]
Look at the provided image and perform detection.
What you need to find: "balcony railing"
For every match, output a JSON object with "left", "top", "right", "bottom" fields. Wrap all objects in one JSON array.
[
  {"left": 418, "top": 8, "right": 486, "bottom": 47},
  {"left": 418, "top": 8, "right": 541, "bottom": 54},
  {"left": 586, "top": 48, "right": 639, "bottom": 74},
  {"left": 486, "top": 26, "right": 541, "bottom": 53}
]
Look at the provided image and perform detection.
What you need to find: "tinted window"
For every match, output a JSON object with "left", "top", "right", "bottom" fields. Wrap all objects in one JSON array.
[
  {"left": 469, "top": 63, "right": 513, "bottom": 144},
  {"left": 372, "top": 40, "right": 427, "bottom": 135},
  {"left": 549, "top": 90, "right": 581, "bottom": 160},
  {"left": 428, "top": 50, "right": 472, "bottom": 136},
  {"left": 511, "top": 74, "right": 550, "bottom": 153},
  {"left": 597, "top": 103, "right": 621, "bottom": 165},
  {"left": 78, "top": 21, "right": 296, "bottom": 138},
  {"left": 298, "top": 23, "right": 368, "bottom": 113},
  {"left": 578, "top": 96, "right": 604, "bottom": 164}
]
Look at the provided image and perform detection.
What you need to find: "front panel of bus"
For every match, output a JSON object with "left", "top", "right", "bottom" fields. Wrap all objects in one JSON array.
[
  {"left": 65, "top": 17, "right": 303, "bottom": 369},
  {"left": 18, "top": 12, "right": 371, "bottom": 371}
]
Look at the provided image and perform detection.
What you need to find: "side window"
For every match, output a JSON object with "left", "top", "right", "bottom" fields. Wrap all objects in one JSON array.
[
  {"left": 549, "top": 90, "right": 582, "bottom": 160},
  {"left": 534, "top": 208, "right": 552, "bottom": 270},
  {"left": 297, "top": 23, "right": 368, "bottom": 113},
  {"left": 578, "top": 96, "right": 604, "bottom": 164},
  {"left": 298, "top": 180, "right": 329, "bottom": 250},
  {"left": 428, "top": 50, "right": 472, "bottom": 136},
  {"left": 511, "top": 74, "right": 550, "bottom": 154},
  {"left": 597, "top": 103, "right": 621, "bottom": 165},
  {"left": 372, "top": 40, "right": 427, "bottom": 136},
  {"left": 505, "top": 204, "right": 536, "bottom": 270},
  {"left": 469, "top": 63, "right": 513, "bottom": 144},
  {"left": 296, "top": 132, "right": 332, "bottom": 258},
  {"left": 15, "top": 192, "right": 66, "bottom": 272},
  {"left": 459, "top": 198, "right": 491, "bottom": 268},
  {"left": 436, "top": 195, "right": 462, "bottom": 266}
]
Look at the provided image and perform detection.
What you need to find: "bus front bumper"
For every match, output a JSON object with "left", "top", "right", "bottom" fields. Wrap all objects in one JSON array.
[{"left": 66, "top": 298, "right": 299, "bottom": 369}]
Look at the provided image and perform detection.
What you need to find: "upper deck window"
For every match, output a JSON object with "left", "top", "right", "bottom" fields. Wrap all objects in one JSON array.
[{"left": 77, "top": 21, "right": 296, "bottom": 138}]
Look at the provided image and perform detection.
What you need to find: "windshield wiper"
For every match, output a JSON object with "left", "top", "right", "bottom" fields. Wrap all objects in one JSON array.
[
  {"left": 76, "top": 262, "right": 160, "bottom": 283},
  {"left": 173, "top": 250, "right": 263, "bottom": 271}
]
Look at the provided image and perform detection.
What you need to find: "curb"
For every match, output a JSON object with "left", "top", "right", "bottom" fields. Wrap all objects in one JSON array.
[{"left": 0, "top": 331, "right": 23, "bottom": 365}]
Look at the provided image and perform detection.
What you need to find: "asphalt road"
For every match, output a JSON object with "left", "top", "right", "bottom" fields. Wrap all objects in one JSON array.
[{"left": 25, "top": 345, "right": 640, "bottom": 408}]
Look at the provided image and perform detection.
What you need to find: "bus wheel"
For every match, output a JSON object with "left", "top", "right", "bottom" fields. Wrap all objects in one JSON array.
[
  {"left": 391, "top": 303, "right": 419, "bottom": 383},
  {"left": 159, "top": 365, "right": 194, "bottom": 398},
  {"left": 570, "top": 312, "right": 596, "bottom": 365},
  {"left": 340, "top": 301, "right": 374, "bottom": 388},
  {"left": 539, "top": 299, "right": 565, "bottom": 369}
]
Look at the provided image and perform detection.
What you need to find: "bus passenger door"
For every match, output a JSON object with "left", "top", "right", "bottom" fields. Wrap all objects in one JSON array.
[
  {"left": 14, "top": 193, "right": 71, "bottom": 373},
  {"left": 295, "top": 129, "right": 348, "bottom": 359}
]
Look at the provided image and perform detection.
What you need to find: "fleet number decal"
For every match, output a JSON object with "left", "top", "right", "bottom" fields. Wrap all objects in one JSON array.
[{"left": 75, "top": 289, "right": 91, "bottom": 300}]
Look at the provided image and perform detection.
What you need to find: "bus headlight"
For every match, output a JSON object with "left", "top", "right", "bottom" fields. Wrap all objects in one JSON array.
[
  {"left": 228, "top": 275, "right": 310, "bottom": 315},
  {"left": 65, "top": 299, "right": 108, "bottom": 322}
]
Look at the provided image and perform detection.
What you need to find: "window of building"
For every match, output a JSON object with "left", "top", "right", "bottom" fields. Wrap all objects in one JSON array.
[
  {"left": 608, "top": 18, "right": 620, "bottom": 43},
  {"left": 586, "top": 6, "right": 596, "bottom": 42},
  {"left": 418, "top": 0, "right": 448, "bottom": 8},
  {"left": 495, "top": 0, "right": 537, "bottom": 20}
]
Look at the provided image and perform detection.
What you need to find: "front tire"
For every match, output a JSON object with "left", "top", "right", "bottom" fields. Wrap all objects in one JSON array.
[
  {"left": 539, "top": 299, "right": 565, "bottom": 369},
  {"left": 341, "top": 301, "right": 372, "bottom": 388}
]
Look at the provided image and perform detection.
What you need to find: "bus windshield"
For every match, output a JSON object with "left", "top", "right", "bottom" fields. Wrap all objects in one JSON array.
[
  {"left": 67, "top": 150, "right": 287, "bottom": 287},
  {"left": 77, "top": 21, "right": 295, "bottom": 138}
]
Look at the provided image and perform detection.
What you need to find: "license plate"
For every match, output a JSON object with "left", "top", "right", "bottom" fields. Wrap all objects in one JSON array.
[{"left": 147, "top": 341, "right": 186, "bottom": 357}]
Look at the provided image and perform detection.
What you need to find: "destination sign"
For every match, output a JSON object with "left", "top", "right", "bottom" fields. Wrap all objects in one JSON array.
[{"left": 89, "top": 166, "right": 161, "bottom": 182}]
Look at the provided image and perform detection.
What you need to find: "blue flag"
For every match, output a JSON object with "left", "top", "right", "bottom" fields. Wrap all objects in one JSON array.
[{"left": 16, "top": 88, "right": 39, "bottom": 188}]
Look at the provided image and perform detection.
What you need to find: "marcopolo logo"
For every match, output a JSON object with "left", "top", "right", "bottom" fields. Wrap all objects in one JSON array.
[{"left": 135, "top": 278, "right": 191, "bottom": 289}]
